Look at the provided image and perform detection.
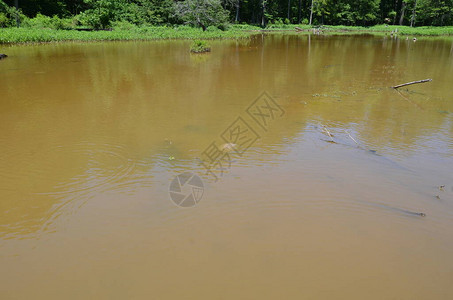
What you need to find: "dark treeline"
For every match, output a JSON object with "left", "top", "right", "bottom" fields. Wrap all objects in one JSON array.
[{"left": 1, "top": 0, "right": 453, "bottom": 29}]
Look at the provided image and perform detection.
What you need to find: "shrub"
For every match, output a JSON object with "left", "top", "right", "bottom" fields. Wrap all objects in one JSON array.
[
  {"left": 23, "top": 14, "right": 74, "bottom": 30},
  {"left": 0, "top": 0, "right": 26, "bottom": 27},
  {"left": 217, "top": 22, "right": 229, "bottom": 31},
  {"left": 190, "top": 40, "right": 211, "bottom": 53},
  {"left": 112, "top": 20, "right": 138, "bottom": 31},
  {"left": 0, "top": 12, "right": 7, "bottom": 27},
  {"left": 206, "top": 25, "right": 219, "bottom": 32}
]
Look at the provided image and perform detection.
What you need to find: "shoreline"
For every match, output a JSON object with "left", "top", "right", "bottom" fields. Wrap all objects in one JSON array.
[{"left": 1, "top": 25, "right": 453, "bottom": 45}]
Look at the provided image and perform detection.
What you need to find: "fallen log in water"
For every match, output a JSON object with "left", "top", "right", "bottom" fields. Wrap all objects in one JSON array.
[
  {"left": 391, "top": 79, "right": 432, "bottom": 89},
  {"left": 0, "top": 54, "right": 7, "bottom": 60}
]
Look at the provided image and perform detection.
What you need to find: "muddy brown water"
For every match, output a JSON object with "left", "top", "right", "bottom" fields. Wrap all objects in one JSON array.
[{"left": 1, "top": 34, "right": 453, "bottom": 299}]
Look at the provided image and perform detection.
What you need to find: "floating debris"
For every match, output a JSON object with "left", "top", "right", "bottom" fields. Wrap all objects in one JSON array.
[
  {"left": 220, "top": 143, "right": 237, "bottom": 153},
  {"left": 391, "top": 78, "right": 432, "bottom": 89},
  {"left": 321, "top": 139, "right": 338, "bottom": 144},
  {"left": 360, "top": 200, "right": 426, "bottom": 217}
]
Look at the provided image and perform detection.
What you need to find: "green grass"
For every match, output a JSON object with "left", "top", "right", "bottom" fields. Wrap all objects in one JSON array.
[
  {"left": 0, "top": 25, "right": 259, "bottom": 44},
  {"left": 263, "top": 24, "right": 453, "bottom": 36},
  {"left": 1, "top": 24, "right": 453, "bottom": 44}
]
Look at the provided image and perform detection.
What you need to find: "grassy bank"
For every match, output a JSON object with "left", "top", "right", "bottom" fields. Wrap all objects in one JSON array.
[
  {"left": 0, "top": 24, "right": 259, "bottom": 44},
  {"left": 1, "top": 24, "right": 453, "bottom": 44},
  {"left": 265, "top": 24, "right": 453, "bottom": 36}
]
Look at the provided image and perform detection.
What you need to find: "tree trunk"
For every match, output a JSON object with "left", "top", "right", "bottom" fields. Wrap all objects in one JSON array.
[
  {"left": 261, "top": 0, "right": 266, "bottom": 27},
  {"left": 309, "top": 0, "right": 314, "bottom": 25},
  {"left": 235, "top": 1, "right": 240, "bottom": 22},
  {"left": 197, "top": 17, "right": 206, "bottom": 31},
  {"left": 410, "top": 0, "right": 417, "bottom": 27},
  {"left": 287, "top": 0, "right": 291, "bottom": 21},
  {"left": 393, "top": 0, "right": 399, "bottom": 24},
  {"left": 399, "top": 1, "right": 406, "bottom": 25},
  {"left": 298, "top": 0, "right": 301, "bottom": 23},
  {"left": 14, "top": 0, "right": 20, "bottom": 27}
]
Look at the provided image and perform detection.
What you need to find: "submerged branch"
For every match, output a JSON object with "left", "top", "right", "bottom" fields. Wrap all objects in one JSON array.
[
  {"left": 395, "top": 89, "right": 424, "bottom": 110},
  {"left": 345, "top": 130, "right": 360, "bottom": 147},
  {"left": 320, "top": 124, "right": 334, "bottom": 142}
]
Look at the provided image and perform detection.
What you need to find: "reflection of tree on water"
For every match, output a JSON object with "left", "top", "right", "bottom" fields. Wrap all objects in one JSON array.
[{"left": 1, "top": 35, "right": 452, "bottom": 237}]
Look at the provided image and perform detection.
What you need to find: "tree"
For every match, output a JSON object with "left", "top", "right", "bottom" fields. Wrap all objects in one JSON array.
[
  {"left": 309, "top": 0, "right": 314, "bottom": 24},
  {"left": 13, "top": 0, "right": 18, "bottom": 26},
  {"left": 399, "top": 0, "right": 406, "bottom": 24},
  {"left": 176, "top": 0, "right": 229, "bottom": 31},
  {"left": 0, "top": 0, "right": 25, "bottom": 27},
  {"left": 297, "top": 0, "right": 302, "bottom": 23},
  {"left": 287, "top": 0, "right": 291, "bottom": 20},
  {"left": 410, "top": 0, "right": 417, "bottom": 26},
  {"left": 78, "top": 0, "right": 119, "bottom": 28}
]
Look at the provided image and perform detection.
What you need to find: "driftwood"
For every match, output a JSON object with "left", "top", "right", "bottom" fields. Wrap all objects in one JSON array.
[
  {"left": 295, "top": 27, "right": 304, "bottom": 32},
  {"left": 391, "top": 79, "right": 432, "bottom": 89}
]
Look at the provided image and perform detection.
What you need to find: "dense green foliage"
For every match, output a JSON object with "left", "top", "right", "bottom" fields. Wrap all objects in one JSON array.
[
  {"left": 0, "top": 0, "right": 452, "bottom": 29},
  {"left": 176, "top": 0, "right": 229, "bottom": 31},
  {"left": 190, "top": 39, "right": 211, "bottom": 52}
]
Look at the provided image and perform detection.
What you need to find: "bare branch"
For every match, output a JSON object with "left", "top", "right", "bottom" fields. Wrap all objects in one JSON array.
[{"left": 391, "top": 79, "right": 432, "bottom": 89}]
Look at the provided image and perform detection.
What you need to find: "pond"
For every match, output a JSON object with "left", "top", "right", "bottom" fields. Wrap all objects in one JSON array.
[{"left": 1, "top": 34, "right": 453, "bottom": 299}]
